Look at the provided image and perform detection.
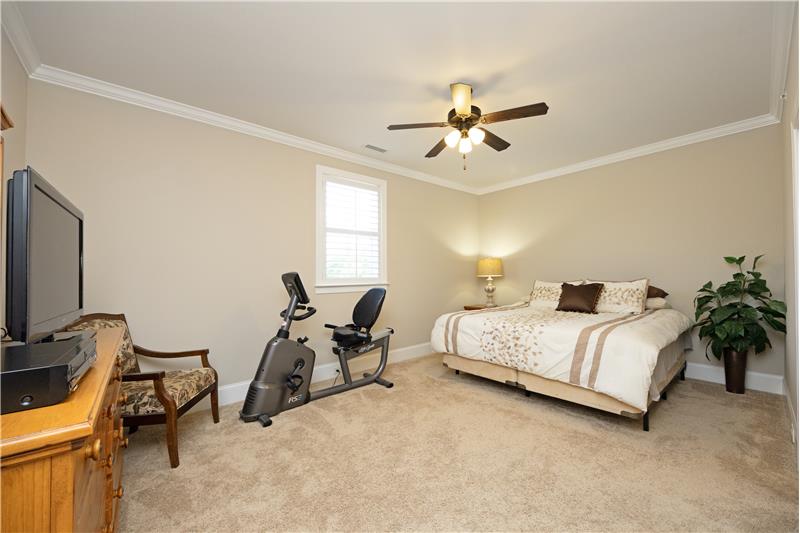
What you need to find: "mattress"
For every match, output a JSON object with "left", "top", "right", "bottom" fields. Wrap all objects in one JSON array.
[{"left": 431, "top": 303, "right": 693, "bottom": 411}]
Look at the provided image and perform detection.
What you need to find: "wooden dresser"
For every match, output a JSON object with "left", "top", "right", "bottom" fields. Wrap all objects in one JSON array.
[{"left": 1, "top": 328, "right": 127, "bottom": 533}]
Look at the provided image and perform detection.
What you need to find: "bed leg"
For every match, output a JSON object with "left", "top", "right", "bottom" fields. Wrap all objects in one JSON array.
[
  {"left": 642, "top": 412, "right": 649, "bottom": 432},
  {"left": 525, "top": 390, "right": 531, "bottom": 397},
  {"left": 680, "top": 363, "right": 686, "bottom": 381},
  {"left": 661, "top": 391, "right": 667, "bottom": 401},
  {"left": 455, "top": 369, "right": 460, "bottom": 375}
]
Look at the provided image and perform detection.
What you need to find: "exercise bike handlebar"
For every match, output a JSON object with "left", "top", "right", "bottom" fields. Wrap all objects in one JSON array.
[{"left": 280, "top": 306, "right": 317, "bottom": 321}]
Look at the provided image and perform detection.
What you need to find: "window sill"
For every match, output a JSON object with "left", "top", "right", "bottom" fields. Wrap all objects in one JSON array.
[{"left": 315, "top": 282, "right": 389, "bottom": 295}]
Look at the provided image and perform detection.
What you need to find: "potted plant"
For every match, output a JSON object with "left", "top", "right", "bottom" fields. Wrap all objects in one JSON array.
[{"left": 694, "top": 255, "right": 786, "bottom": 394}]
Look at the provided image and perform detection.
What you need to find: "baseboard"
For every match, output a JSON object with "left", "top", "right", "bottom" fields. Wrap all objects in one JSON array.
[
  {"left": 217, "top": 341, "right": 432, "bottom": 406},
  {"left": 784, "top": 378, "right": 797, "bottom": 445},
  {"left": 685, "top": 362, "right": 784, "bottom": 395}
]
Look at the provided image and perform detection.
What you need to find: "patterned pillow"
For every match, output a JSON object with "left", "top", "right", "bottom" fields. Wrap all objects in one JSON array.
[
  {"left": 585, "top": 279, "right": 649, "bottom": 314},
  {"left": 529, "top": 280, "right": 583, "bottom": 308}
]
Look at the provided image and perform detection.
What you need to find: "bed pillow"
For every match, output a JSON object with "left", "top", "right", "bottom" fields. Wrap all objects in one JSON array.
[
  {"left": 556, "top": 283, "right": 604, "bottom": 313},
  {"left": 645, "top": 297, "right": 670, "bottom": 310},
  {"left": 529, "top": 280, "right": 582, "bottom": 308},
  {"left": 647, "top": 285, "right": 669, "bottom": 298},
  {"left": 585, "top": 278, "right": 649, "bottom": 314}
]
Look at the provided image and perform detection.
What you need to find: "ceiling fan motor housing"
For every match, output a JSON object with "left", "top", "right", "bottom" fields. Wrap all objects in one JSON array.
[{"left": 448, "top": 106, "right": 482, "bottom": 131}]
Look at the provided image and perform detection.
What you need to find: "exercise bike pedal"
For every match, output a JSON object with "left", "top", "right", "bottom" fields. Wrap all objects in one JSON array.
[
  {"left": 366, "top": 373, "right": 394, "bottom": 388},
  {"left": 257, "top": 414, "right": 272, "bottom": 427}
]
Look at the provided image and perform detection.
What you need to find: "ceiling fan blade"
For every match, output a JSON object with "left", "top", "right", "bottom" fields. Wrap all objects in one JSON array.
[
  {"left": 387, "top": 122, "right": 449, "bottom": 130},
  {"left": 425, "top": 138, "right": 448, "bottom": 158},
  {"left": 481, "top": 102, "right": 549, "bottom": 124},
  {"left": 481, "top": 129, "right": 511, "bottom": 152}
]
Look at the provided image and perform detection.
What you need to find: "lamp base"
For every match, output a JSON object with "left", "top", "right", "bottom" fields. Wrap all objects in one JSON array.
[{"left": 484, "top": 276, "right": 497, "bottom": 307}]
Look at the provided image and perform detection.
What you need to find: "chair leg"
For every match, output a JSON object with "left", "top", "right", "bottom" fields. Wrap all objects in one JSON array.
[
  {"left": 211, "top": 382, "right": 220, "bottom": 424},
  {"left": 165, "top": 409, "right": 179, "bottom": 468},
  {"left": 127, "top": 425, "right": 139, "bottom": 435}
]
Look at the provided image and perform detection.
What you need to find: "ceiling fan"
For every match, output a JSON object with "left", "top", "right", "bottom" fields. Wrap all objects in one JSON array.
[{"left": 387, "top": 83, "right": 549, "bottom": 165}]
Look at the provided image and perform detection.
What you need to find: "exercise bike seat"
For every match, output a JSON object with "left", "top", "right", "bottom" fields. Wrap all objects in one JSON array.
[
  {"left": 325, "top": 288, "right": 386, "bottom": 348},
  {"left": 332, "top": 326, "right": 371, "bottom": 347}
]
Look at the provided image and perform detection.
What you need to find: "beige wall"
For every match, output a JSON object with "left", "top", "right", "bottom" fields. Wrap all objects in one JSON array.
[
  {"left": 1, "top": 27, "right": 29, "bottom": 333},
  {"left": 24, "top": 80, "right": 479, "bottom": 386},
  {"left": 478, "top": 124, "right": 787, "bottom": 375},
  {"left": 782, "top": 11, "right": 798, "bottom": 426}
]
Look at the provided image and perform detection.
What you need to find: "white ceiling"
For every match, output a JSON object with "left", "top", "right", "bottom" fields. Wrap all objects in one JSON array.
[{"left": 8, "top": 2, "right": 792, "bottom": 191}]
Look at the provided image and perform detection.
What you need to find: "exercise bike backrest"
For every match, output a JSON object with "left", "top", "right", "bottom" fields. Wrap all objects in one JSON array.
[
  {"left": 277, "top": 272, "right": 316, "bottom": 338},
  {"left": 352, "top": 288, "right": 386, "bottom": 332}
]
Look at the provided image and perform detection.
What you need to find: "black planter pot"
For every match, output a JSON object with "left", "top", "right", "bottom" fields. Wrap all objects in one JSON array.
[{"left": 723, "top": 349, "right": 748, "bottom": 394}]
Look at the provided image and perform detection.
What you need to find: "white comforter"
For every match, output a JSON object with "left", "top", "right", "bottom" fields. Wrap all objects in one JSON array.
[{"left": 431, "top": 303, "right": 693, "bottom": 410}]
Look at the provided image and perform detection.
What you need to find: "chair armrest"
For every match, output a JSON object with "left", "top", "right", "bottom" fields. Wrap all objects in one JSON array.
[
  {"left": 134, "top": 345, "right": 209, "bottom": 359},
  {"left": 122, "top": 371, "right": 166, "bottom": 382}
]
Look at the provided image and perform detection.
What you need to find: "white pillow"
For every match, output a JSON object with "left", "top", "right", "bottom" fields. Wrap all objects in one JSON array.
[
  {"left": 529, "top": 280, "right": 582, "bottom": 308},
  {"left": 645, "top": 297, "right": 670, "bottom": 310},
  {"left": 585, "top": 279, "right": 649, "bottom": 314}
]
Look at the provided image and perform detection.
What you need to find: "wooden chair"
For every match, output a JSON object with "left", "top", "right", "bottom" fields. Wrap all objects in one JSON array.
[{"left": 66, "top": 313, "right": 219, "bottom": 468}]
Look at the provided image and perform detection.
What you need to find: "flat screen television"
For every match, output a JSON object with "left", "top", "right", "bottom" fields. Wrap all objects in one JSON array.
[{"left": 5, "top": 167, "right": 84, "bottom": 343}]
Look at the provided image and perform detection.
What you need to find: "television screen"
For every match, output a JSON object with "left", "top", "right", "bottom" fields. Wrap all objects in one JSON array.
[
  {"left": 29, "top": 186, "right": 82, "bottom": 332},
  {"left": 6, "top": 167, "right": 84, "bottom": 342}
]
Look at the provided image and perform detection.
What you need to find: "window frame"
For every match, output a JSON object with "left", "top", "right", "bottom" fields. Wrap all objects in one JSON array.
[{"left": 315, "top": 165, "right": 388, "bottom": 294}]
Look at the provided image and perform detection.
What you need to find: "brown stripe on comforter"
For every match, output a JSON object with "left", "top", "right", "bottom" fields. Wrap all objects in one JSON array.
[{"left": 586, "top": 310, "right": 654, "bottom": 388}]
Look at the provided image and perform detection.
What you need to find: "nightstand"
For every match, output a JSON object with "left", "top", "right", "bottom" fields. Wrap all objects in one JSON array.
[{"left": 463, "top": 304, "right": 488, "bottom": 311}]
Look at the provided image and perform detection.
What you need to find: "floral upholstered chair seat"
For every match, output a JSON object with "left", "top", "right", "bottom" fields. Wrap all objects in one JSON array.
[{"left": 121, "top": 368, "right": 216, "bottom": 416}]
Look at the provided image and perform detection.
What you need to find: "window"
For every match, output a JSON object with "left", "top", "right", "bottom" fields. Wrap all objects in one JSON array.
[{"left": 316, "top": 165, "right": 387, "bottom": 293}]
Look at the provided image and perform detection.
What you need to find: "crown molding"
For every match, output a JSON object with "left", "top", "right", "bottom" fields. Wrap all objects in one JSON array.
[
  {"left": 1, "top": 2, "right": 40, "bottom": 75},
  {"left": 769, "top": 2, "right": 797, "bottom": 121},
  {"left": 476, "top": 113, "right": 780, "bottom": 195},
  {"left": 29, "top": 64, "right": 479, "bottom": 194}
]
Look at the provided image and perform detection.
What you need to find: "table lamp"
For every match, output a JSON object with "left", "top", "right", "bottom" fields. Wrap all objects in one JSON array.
[{"left": 477, "top": 257, "right": 503, "bottom": 307}]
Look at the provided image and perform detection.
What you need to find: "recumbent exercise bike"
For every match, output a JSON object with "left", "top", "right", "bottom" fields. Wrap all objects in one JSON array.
[{"left": 239, "top": 272, "right": 394, "bottom": 427}]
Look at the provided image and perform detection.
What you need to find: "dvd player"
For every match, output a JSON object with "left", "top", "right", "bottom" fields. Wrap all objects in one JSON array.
[{"left": 1, "top": 331, "right": 98, "bottom": 414}]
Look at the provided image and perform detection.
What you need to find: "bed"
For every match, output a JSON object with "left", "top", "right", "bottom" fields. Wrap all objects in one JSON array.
[{"left": 431, "top": 301, "right": 694, "bottom": 430}]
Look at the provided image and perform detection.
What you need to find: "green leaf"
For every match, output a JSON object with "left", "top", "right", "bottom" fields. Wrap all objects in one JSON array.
[
  {"left": 737, "top": 256, "right": 746, "bottom": 265},
  {"left": 723, "top": 320, "right": 745, "bottom": 338},
  {"left": 747, "top": 270, "right": 762, "bottom": 279},
  {"left": 731, "top": 338, "right": 750, "bottom": 352},
  {"left": 711, "top": 306, "right": 738, "bottom": 324},
  {"left": 714, "top": 325, "right": 728, "bottom": 340},
  {"left": 752, "top": 254, "right": 764, "bottom": 270},
  {"left": 762, "top": 313, "right": 786, "bottom": 333},
  {"left": 724, "top": 256, "right": 740, "bottom": 264},
  {"left": 768, "top": 300, "right": 787, "bottom": 315},
  {"left": 702, "top": 281, "right": 713, "bottom": 290}
]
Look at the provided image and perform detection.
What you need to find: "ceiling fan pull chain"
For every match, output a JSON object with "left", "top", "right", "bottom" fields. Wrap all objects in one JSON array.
[{"left": 463, "top": 153, "right": 467, "bottom": 171}]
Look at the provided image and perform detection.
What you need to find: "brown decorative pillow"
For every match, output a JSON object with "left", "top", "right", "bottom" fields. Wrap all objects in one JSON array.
[
  {"left": 556, "top": 283, "right": 605, "bottom": 313},
  {"left": 647, "top": 285, "right": 669, "bottom": 298}
]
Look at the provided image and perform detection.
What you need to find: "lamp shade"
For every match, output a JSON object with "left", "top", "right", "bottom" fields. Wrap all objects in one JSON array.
[{"left": 477, "top": 257, "right": 503, "bottom": 278}]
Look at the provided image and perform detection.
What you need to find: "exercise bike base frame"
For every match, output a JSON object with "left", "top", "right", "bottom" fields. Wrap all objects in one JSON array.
[{"left": 310, "top": 331, "right": 393, "bottom": 402}]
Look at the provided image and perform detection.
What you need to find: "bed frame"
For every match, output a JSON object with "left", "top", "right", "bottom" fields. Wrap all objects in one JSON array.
[{"left": 442, "top": 341, "right": 688, "bottom": 431}]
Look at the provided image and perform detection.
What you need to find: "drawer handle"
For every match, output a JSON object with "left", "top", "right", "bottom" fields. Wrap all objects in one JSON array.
[
  {"left": 118, "top": 393, "right": 127, "bottom": 404},
  {"left": 114, "top": 486, "right": 124, "bottom": 499},
  {"left": 84, "top": 438, "right": 101, "bottom": 461},
  {"left": 121, "top": 437, "right": 129, "bottom": 449},
  {"left": 113, "top": 369, "right": 122, "bottom": 382}
]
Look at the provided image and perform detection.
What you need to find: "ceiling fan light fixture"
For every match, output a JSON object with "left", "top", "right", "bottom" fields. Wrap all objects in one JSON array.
[
  {"left": 445, "top": 129, "right": 461, "bottom": 148},
  {"left": 451, "top": 83, "right": 472, "bottom": 117},
  {"left": 458, "top": 135, "right": 473, "bottom": 154},
  {"left": 468, "top": 127, "right": 485, "bottom": 145}
]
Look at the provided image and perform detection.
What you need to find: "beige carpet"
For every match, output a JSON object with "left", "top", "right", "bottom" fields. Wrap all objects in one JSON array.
[{"left": 119, "top": 354, "right": 798, "bottom": 532}]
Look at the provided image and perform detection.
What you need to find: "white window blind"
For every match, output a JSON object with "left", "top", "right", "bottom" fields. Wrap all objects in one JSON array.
[{"left": 316, "top": 166, "right": 387, "bottom": 292}]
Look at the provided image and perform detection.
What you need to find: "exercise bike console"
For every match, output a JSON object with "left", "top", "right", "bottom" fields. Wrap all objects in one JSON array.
[{"left": 239, "top": 272, "right": 394, "bottom": 427}]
